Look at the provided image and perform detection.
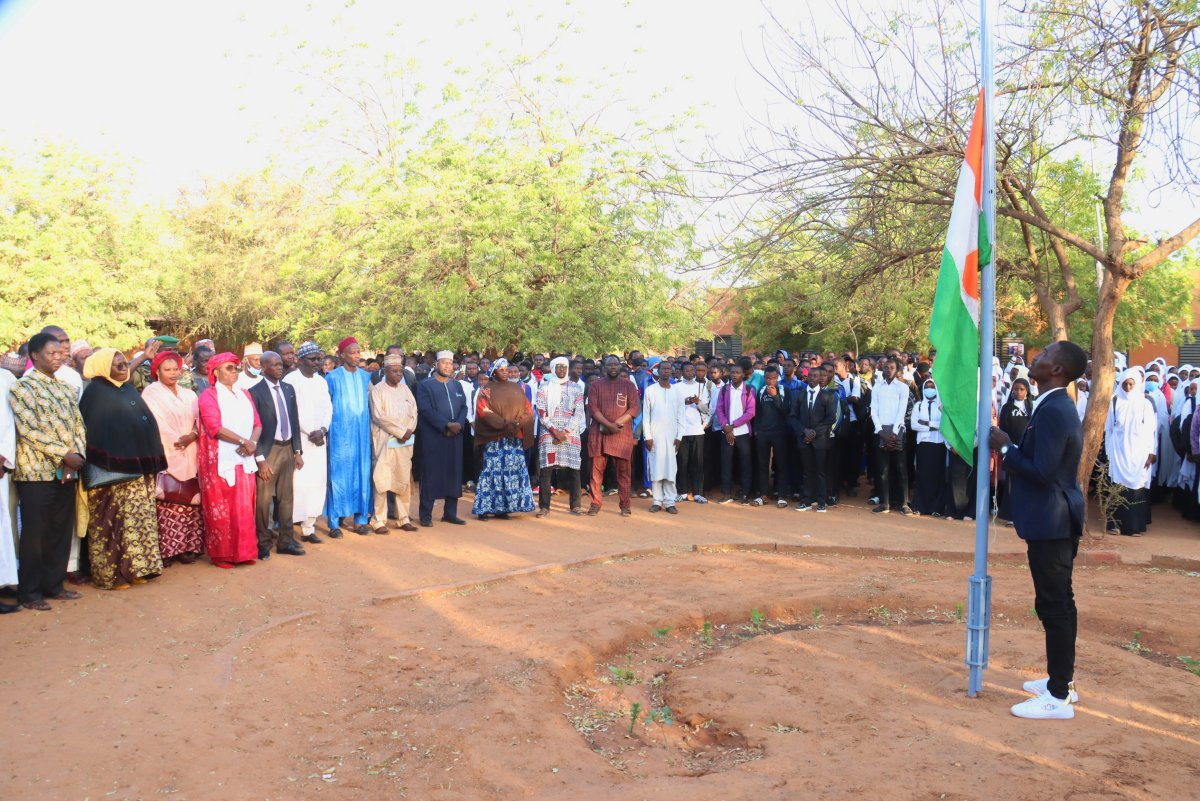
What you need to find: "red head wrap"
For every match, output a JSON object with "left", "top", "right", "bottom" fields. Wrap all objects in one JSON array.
[
  {"left": 337, "top": 336, "right": 359, "bottom": 353},
  {"left": 206, "top": 352, "right": 240, "bottom": 388},
  {"left": 150, "top": 351, "right": 183, "bottom": 381}
]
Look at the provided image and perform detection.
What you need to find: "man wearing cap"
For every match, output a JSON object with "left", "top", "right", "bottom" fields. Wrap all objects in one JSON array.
[
  {"left": 284, "top": 342, "right": 333, "bottom": 544},
  {"left": 325, "top": 337, "right": 373, "bottom": 536},
  {"left": 235, "top": 343, "right": 264, "bottom": 391},
  {"left": 415, "top": 350, "right": 469, "bottom": 526},
  {"left": 369, "top": 354, "right": 419, "bottom": 532}
]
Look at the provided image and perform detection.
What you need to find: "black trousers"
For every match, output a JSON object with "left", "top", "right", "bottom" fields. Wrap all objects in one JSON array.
[
  {"left": 946, "top": 451, "right": 975, "bottom": 519},
  {"left": 720, "top": 434, "right": 752, "bottom": 498},
  {"left": 799, "top": 445, "right": 827, "bottom": 505},
  {"left": 418, "top": 488, "right": 459, "bottom": 522},
  {"left": 1026, "top": 537, "right": 1079, "bottom": 700},
  {"left": 755, "top": 430, "right": 791, "bottom": 498},
  {"left": 838, "top": 419, "right": 863, "bottom": 490},
  {"left": 677, "top": 435, "right": 705, "bottom": 496},
  {"left": 16, "top": 480, "right": 76, "bottom": 604},
  {"left": 704, "top": 429, "right": 723, "bottom": 492},
  {"left": 539, "top": 466, "right": 581, "bottom": 511},
  {"left": 876, "top": 445, "right": 909, "bottom": 509}
]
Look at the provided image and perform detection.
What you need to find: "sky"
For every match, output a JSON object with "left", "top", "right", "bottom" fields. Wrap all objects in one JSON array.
[{"left": 0, "top": 0, "right": 1195, "bottom": 241}]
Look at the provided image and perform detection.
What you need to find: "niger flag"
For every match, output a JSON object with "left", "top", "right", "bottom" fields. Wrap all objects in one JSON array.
[{"left": 929, "top": 89, "right": 989, "bottom": 464}]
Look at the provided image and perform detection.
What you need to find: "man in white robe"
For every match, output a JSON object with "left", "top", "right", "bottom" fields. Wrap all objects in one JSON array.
[
  {"left": 642, "top": 361, "right": 686, "bottom": 513},
  {"left": 284, "top": 342, "right": 333, "bottom": 543}
]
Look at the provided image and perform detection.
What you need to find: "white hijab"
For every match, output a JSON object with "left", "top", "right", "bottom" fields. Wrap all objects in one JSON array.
[{"left": 1105, "top": 368, "right": 1156, "bottom": 488}]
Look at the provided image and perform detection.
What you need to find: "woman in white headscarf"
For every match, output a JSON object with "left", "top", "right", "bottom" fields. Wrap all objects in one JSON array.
[{"left": 1104, "top": 368, "right": 1157, "bottom": 535}]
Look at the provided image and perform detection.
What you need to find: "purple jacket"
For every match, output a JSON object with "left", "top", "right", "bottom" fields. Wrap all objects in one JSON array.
[{"left": 716, "top": 381, "right": 757, "bottom": 435}]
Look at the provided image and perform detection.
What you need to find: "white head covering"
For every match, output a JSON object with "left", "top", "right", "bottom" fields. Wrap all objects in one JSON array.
[
  {"left": 488, "top": 358, "right": 509, "bottom": 377},
  {"left": 1114, "top": 351, "right": 1128, "bottom": 371},
  {"left": 1171, "top": 377, "right": 1198, "bottom": 418},
  {"left": 543, "top": 356, "right": 570, "bottom": 413},
  {"left": 244, "top": 342, "right": 263, "bottom": 357},
  {"left": 436, "top": 350, "right": 454, "bottom": 362}
]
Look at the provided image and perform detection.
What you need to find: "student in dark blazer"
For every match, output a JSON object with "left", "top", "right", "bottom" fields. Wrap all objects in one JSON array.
[
  {"left": 790, "top": 365, "right": 838, "bottom": 512},
  {"left": 248, "top": 351, "right": 305, "bottom": 558},
  {"left": 989, "top": 340, "right": 1088, "bottom": 720}
]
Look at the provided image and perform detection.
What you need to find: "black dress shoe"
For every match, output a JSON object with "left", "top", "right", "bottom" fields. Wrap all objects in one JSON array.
[
  {"left": 327, "top": 528, "right": 344, "bottom": 539},
  {"left": 276, "top": 544, "right": 306, "bottom": 556},
  {"left": 440, "top": 516, "right": 467, "bottom": 525},
  {"left": 419, "top": 519, "right": 433, "bottom": 528},
  {"left": 0, "top": 586, "right": 16, "bottom": 598},
  {"left": 0, "top": 601, "right": 21, "bottom": 614},
  {"left": 257, "top": 546, "right": 272, "bottom": 560},
  {"left": 302, "top": 533, "right": 323, "bottom": 544}
]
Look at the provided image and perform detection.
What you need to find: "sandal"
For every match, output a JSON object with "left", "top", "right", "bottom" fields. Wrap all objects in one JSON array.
[
  {"left": 111, "top": 583, "right": 132, "bottom": 591},
  {"left": 47, "top": 590, "right": 82, "bottom": 601},
  {"left": 212, "top": 560, "right": 235, "bottom": 569},
  {"left": 22, "top": 599, "right": 52, "bottom": 611},
  {"left": 587, "top": 505, "right": 601, "bottom": 516}
]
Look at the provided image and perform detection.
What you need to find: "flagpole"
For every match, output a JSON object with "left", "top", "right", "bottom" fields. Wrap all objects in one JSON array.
[{"left": 966, "top": 0, "right": 997, "bottom": 699}]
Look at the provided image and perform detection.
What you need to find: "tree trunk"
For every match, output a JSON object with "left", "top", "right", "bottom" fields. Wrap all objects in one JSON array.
[{"left": 1078, "top": 269, "right": 1132, "bottom": 526}]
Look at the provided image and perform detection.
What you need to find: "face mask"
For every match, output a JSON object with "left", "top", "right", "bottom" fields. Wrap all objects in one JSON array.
[
  {"left": 1144, "top": 380, "right": 1159, "bottom": 393},
  {"left": 247, "top": 366, "right": 262, "bottom": 377},
  {"left": 923, "top": 387, "right": 937, "bottom": 399}
]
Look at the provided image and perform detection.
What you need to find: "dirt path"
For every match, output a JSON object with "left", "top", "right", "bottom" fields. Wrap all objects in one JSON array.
[{"left": 2, "top": 494, "right": 1197, "bottom": 800}]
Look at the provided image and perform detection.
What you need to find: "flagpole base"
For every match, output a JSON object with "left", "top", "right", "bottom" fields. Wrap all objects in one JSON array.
[{"left": 965, "top": 573, "right": 992, "bottom": 697}]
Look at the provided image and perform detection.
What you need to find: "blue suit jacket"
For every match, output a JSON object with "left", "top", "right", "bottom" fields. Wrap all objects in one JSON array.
[{"left": 1002, "top": 388, "right": 1085, "bottom": 541}]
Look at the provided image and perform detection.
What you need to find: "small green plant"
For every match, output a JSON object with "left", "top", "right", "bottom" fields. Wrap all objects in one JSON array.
[
  {"left": 954, "top": 602, "right": 964, "bottom": 622},
  {"left": 645, "top": 705, "right": 673, "bottom": 726},
  {"left": 1179, "top": 656, "right": 1200, "bottom": 676},
  {"left": 1124, "top": 631, "right": 1149, "bottom": 654},
  {"left": 652, "top": 626, "right": 673, "bottom": 639},
  {"left": 869, "top": 605, "right": 893, "bottom": 624},
  {"left": 748, "top": 609, "right": 766, "bottom": 632},
  {"left": 700, "top": 620, "right": 714, "bottom": 646},
  {"left": 607, "top": 655, "right": 637, "bottom": 685},
  {"left": 627, "top": 702, "right": 642, "bottom": 734}
]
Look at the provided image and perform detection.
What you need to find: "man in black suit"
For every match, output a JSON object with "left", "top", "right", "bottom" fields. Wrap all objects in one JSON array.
[
  {"left": 249, "top": 351, "right": 305, "bottom": 558},
  {"left": 989, "top": 340, "right": 1088, "bottom": 720},
  {"left": 790, "top": 365, "right": 838, "bottom": 513}
]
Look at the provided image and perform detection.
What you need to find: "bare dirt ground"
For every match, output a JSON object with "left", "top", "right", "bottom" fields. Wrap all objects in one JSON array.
[{"left": 3, "top": 492, "right": 1198, "bottom": 801}]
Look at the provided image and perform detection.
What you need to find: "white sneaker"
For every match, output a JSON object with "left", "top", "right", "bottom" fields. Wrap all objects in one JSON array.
[
  {"left": 693, "top": 495, "right": 708, "bottom": 504},
  {"left": 1023, "top": 677, "right": 1079, "bottom": 703},
  {"left": 1011, "top": 691, "right": 1074, "bottom": 719}
]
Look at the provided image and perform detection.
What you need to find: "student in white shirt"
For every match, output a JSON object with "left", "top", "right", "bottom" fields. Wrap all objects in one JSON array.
[{"left": 869, "top": 357, "right": 913, "bottom": 515}]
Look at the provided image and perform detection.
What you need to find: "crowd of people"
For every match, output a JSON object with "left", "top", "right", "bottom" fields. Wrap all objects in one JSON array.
[{"left": 0, "top": 324, "right": 1196, "bottom": 613}]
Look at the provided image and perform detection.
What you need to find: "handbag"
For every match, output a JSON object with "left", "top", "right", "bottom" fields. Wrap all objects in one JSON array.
[
  {"left": 155, "top": 472, "right": 201, "bottom": 506},
  {"left": 82, "top": 463, "right": 141, "bottom": 491}
]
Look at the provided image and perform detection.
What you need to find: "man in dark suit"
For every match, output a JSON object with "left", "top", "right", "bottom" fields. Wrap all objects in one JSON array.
[
  {"left": 790, "top": 365, "right": 838, "bottom": 513},
  {"left": 249, "top": 351, "right": 305, "bottom": 558},
  {"left": 989, "top": 340, "right": 1088, "bottom": 720}
]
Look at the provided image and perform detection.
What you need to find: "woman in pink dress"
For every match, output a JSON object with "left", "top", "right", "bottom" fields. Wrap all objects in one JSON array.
[
  {"left": 196, "top": 352, "right": 261, "bottom": 568},
  {"left": 142, "top": 351, "right": 205, "bottom": 564}
]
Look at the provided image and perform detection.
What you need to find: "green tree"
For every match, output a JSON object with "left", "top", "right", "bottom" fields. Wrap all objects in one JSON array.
[{"left": 0, "top": 146, "right": 163, "bottom": 349}]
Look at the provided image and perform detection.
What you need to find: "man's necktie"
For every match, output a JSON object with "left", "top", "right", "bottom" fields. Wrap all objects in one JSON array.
[{"left": 274, "top": 384, "right": 290, "bottom": 441}]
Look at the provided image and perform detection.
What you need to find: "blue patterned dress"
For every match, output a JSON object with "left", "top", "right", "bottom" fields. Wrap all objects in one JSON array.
[{"left": 472, "top": 437, "right": 536, "bottom": 515}]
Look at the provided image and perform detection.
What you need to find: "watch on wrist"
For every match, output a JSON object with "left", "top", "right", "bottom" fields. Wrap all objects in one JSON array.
[{"left": 1000, "top": 444, "right": 1010, "bottom": 456}]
